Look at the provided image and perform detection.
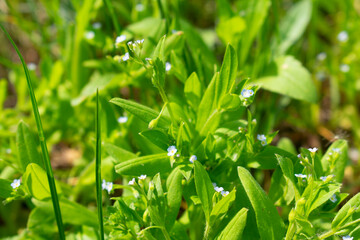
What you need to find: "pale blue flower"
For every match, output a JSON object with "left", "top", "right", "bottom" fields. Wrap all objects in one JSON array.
[
  {"left": 92, "top": 22, "right": 102, "bottom": 29},
  {"left": 28, "top": 63, "right": 37, "bottom": 71},
  {"left": 167, "top": 145, "right": 177, "bottom": 156},
  {"left": 317, "top": 52, "right": 327, "bottom": 61},
  {"left": 221, "top": 190, "right": 229, "bottom": 197},
  {"left": 128, "top": 178, "right": 136, "bottom": 185},
  {"left": 85, "top": 31, "right": 95, "bottom": 40},
  {"left": 330, "top": 194, "right": 337, "bottom": 203},
  {"left": 320, "top": 176, "right": 327, "bottom": 181},
  {"left": 214, "top": 186, "right": 224, "bottom": 192},
  {"left": 342, "top": 236, "right": 353, "bottom": 240},
  {"left": 116, "top": 35, "right": 126, "bottom": 44},
  {"left": 118, "top": 116, "right": 128, "bottom": 123},
  {"left": 122, "top": 52, "right": 130, "bottom": 61},
  {"left": 297, "top": 154, "right": 301, "bottom": 158},
  {"left": 11, "top": 179, "right": 21, "bottom": 189},
  {"left": 257, "top": 134, "right": 266, "bottom": 141},
  {"left": 241, "top": 89, "right": 254, "bottom": 98},
  {"left": 340, "top": 64, "right": 350, "bottom": 73},
  {"left": 189, "top": 155, "right": 197, "bottom": 163},
  {"left": 135, "top": 3, "right": 145, "bottom": 12},
  {"left": 165, "top": 62, "right": 171, "bottom": 71},
  {"left": 337, "top": 31, "right": 348, "bottom": 42},
  {"left": 138, "top": 175, "right": 147, "bottom": 180},
  {"left": 102, "top": 180, "right": 113, "bottom": 194},
  {"left": 295, "top": 173, "right": 307, "bottom": 179},
  {"left": 308, "top": 147, "right": 318, "bottom": 153}
]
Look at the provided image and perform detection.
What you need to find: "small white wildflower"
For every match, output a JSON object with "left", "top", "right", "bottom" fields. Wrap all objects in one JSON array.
[
  {"left": 297, "top": 154, "right": 301, "bottom": 158},
  {"left": 116, "top": 35, "right": 127, "bottom": 44},
  {"left": 308, "top": 147, "right": 318, "bottom": 153},
  {"left": 122, "top": 52, "right": 130, "bottom": 61},
  {"left": 342, "top": 235, "right": 353, "bottom": 240},
  {"left": 136, "top": 39, "right": 145, "bottom": 44},
  {"left": 128, "top": 178, "right": 136, "bottom": 185},
  {"left": 340, "top": 64, "right": 350, "bottom": 73},
  {"left": 317, "top": 52, "right": 327, "bottom": 61},
  {"left": 189, "top": 155, "right": 197, "bottom": 163},
  {"left": 295, "top": 173, "right": 307, "bottom": 179},
  {"left": 135, "top": 3, "right": 145, "bottom": 12},
  {"left": 92, "top": 22, "right": 102, "bottom": 29},
  {"left": 138, "top": 175, "right": 147, "bottom": 180},
  {"left": 102, "top": 180, "right": 113, "bottom": 194},
  {"left": 333, "top": 148, "right": 341, "bottom": 153},
  {"left": 320, "top": 176, "right": 327, "bottom": 181},
  {"left": 261, "top": 141, "right": 267, "bottom": 146},
  {"left": 252, "top": 119, "right": 257, "bottom": 124},
  {"left": 221, "top": 190, "right": 229, "bottom": 197},
  {"left": 118, "top": 116, "right": 128, "bottom": 123},
  {"left": 241, "top": 89, "right": 254, "bottom": 98},
  {"left": 28, "top": 63, "right": 37, "bottom": 71},
  {"left": 329, "top": 152, "right": 333, "bottom": 155},
  {"left": 6, "top": 148, "right": 12, "bottom": 154},
  {"left": 329, "top": 194, "right": 337, "bottom": 203},
  {"left": 85, "top": 31, "right": 95, "bottom": 40},
  {"left": 11, "top": 179, "right": 21, "bottom": 189},
  {"left": 214, "top": 186, "right": 224, "bottom": 192},
  {"left": 167, "top": 145, "right": 177, "bottom": 156},
  {"left": 257, "top": 134, "right": 266, "bottom": 141},
  {"left": 165, "top": 62, "right": 171, "bottom": 71},
  {"left": 337, "top": 31, "right": 349, "bottom": 42}
]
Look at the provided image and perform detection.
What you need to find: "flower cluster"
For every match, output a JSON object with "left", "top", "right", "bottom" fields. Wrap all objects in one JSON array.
[
  {"left": 102, "top": 180, "right": 113, "bottom": 194},
  {"left": 241, "top": 89, "right": 254, "bottom": 98},
  {"left": 213, "top": 183, "right": 229, "bottom": 197},
  {"left": 257, "top": 134, "right": 267, "bottom": 146}
]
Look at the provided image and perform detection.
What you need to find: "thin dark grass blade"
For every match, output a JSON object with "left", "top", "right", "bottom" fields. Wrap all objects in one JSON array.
[
  {"left": 103, "top": 0, "right": 121, "bottom": 35},
  {"left": 0, "top": 24, "right": 65, "bottom": 240},
  {"left": 96, "top": 89, "right": 105, "bottom": 240}
]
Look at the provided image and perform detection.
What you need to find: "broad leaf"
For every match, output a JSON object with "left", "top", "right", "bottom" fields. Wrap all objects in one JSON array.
[{"left": 216, "top": 208, "right": 248, "bottom": 240}]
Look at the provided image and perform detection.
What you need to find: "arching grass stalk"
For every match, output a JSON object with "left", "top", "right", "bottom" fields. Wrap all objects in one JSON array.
[
  {"left": 0, "top": 24, "right": 65, "bottom": 240},
  {"left": 95, "top": 89, "right": 105, "bottom": 240}
]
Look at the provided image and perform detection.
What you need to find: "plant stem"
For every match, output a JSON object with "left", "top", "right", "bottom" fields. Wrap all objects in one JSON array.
[
  {"left": 96, "top": 89, "right": 105, "bottom": 240},
  {"left": 103, "top": 0, "right": 121, "bottom": 35},
  {"left": 1, "top": 24, "right": 65, "bottom": 240}
]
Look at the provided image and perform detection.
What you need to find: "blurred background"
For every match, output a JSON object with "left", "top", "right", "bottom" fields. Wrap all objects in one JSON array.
[{"left": 0, "top": 0, "right": 360, "bottom": 238}]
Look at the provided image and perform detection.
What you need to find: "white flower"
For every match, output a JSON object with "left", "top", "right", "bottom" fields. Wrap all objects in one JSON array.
[
  {"left": 165, "top": 62, "right": 171, "bottom": 71},
  {"left": 221, "top": 191, "right": 229, "bottom": 197},
  {"left": 189, "top": 155, "right": 197, "bottom": 163},
  {"left": 337, "top": 31, "right": 348, "bottom": 42},
  {"left": 6, "top": 148, "right": 12, "bottom": 154},
  {"left": 167, "top": 145, "right": 177, "bottom": 156},
  {"left": 261, "top": 141, "right": 267, "bottom": 146},
  {"left": 340, "top": 64, "right": 350, "bottom": 73},
  {"left": 28, "top": 63, "right": 37, "bottom": 71},
  {"left": 329, "top": 194, "right": 337, "bottom": 203},
  {"left": 136, "top": 39, "right": 145, "bottom": 44},
  {"left": 135, "top": 3, "right": 145, "bottom": 12},
  {"left": 118, "top": 116, "right": 128, "bottom": 123},
  {"left": 138, "top": 175, "right": 147, "bottom": 180},
  {"left": 85, "top": 31, "right": 95, "bottom": 40},
  {"left": 332, "top": 148, "right": 341, "bottom": 153},
  {"left": 241, "top": 89, "right": 254, "bottom": 98},
  {"left": 122, "top": 52, "right": 130, "bottom": 61},
  {"left": 342, "top": 236, "right": 353, "bottom": 240},
  {"left": 102, "top": 180, "right": 113, "bottom": 194},
  {"left": 11, "top": 179, "right": 21, "bottom": 189},
  {"left": 214, "top": 186, "right": 224, "bottom": 192},
  {"left": 320, "top": 176, "right": 327, "bottom": 181},
  {"left": 128, "top": 178, "right": 136, "bottom": 185},
  {"left": 116, "top": 35, "right": 127, "bottom": 44},
  {"left": 257, "top": 134, "right": 266, "bottom": 141},
  {"left": 308, "top": 147, "right": 318, "bottom": 153},
  {"left": 92, "top": 22, "right": 102, "bottom": 29},
  {"left": 295, "top": 173, "right": 307, "bottom": 179},
  {"left": 317, "top": 52, "right": 327, "bottom": 61},
  {"left": 297, "top": 154, "right": 301, "bottom": 158}
]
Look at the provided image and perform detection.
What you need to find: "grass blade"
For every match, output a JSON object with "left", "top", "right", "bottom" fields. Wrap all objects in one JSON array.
[
  {"left": 96, "top": 89, "right": 105, "bottom": 240},
  {"left": 0, "top": 24, "right": 65, "bottom": 240}
]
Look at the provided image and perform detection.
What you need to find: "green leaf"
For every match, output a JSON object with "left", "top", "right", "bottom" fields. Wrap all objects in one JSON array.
[
  {"left": 237, "top": 166, "right": 286, "bottom": 239},
  {"left": 216, "top": 16, "right": 246, "bottom": 46},
  {"left": 0, "top": 178, "right": 13, "bottom": 199},
  {"left": 194, "top": 161, "right": 215, "bottom": 222},
  {"left": 152, "top": 35, "right": 166, "bottom": 62},
  {"left": 16, "top": 121, "right": 43, "bottom": 172},
  {"left": 152, "top": 58, "right": 166, "bottom": 88},
  {"left": 23, "top": 163, "right": 62, "bottom": 201},
  {"left": 110, "top": 98, "right": 171, "bottom": 128},
  {"left": 208, "top": 189, "right": 236, "bottom": 238},
  {"left": 115, "top": 153, "right": 171, "bottom": 176},
  {"left": 140, "top": 129, "right": 170, "bottom": 151},
  {"left": 332, "top": 192, "right": 360, "bottom": 229},
  {"left": 103, "top": 142, "right": 137, "bottom": 163},
  {"left": 320, "top": 139, "right": 348, "bottom": 182},
  {"left": 273, "top": 0, "right": 312, "bottom": 55},
  {"left": 253, "top": 56, "right": 317, "bottom": 103},
  {"left": 147, "top": 173, "right": 166, "bottom": 226},
  {"left": 216, "top": 208, "right": 248, "bottom": 240},
  {"left": 165, "top": 167, "right": 184, "bottom": 231},
  {"left": 275, "top": 154, "right": 300, "bottom": 201},
  {"left": 184, "top": 72, "right": 202, "bottom": 110},
  {"left": 219, "top": 94, "right": 241, "bottom": 111}
]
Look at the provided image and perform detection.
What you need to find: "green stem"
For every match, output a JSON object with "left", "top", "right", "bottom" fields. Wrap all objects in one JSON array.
[
  {"left": 157, "top": 84, "right": 176, "bottom": 125},
  {"left": 96, "top": 90, "right": 105, "bottom": 240},
  {"left": 1, "top": 24, "right": 65, "bottom": 240},
  {"left": 103, "top": 0, "right": 121, "bottom": 35}
]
